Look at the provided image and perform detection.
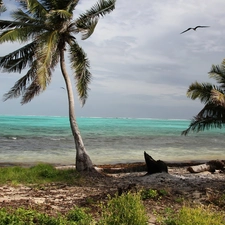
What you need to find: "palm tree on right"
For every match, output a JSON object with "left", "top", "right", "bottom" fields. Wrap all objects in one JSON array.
[{"left": 182, "top": 59, "right": 225, "bottom": 135}]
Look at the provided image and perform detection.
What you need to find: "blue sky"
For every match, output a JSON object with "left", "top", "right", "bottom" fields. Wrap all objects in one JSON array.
[{"left": 1, "top": 0, "right": 225, "bottom": 119}]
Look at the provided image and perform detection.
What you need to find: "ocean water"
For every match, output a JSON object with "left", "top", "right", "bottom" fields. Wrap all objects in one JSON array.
[{"left": 0, "top": 115, "right": 225, "bottom": 166}]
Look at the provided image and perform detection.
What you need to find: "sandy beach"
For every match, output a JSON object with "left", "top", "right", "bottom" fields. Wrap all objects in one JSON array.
[{"left": 0, "top": 161, "right": 225, "bottom": 224}]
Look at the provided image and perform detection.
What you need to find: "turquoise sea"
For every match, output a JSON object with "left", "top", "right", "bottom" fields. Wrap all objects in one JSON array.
[{"left": 0, "top": 115, "right": 225, "bottom": 166}]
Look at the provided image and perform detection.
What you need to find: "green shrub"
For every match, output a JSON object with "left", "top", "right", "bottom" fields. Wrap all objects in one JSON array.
[
  {"left": 66, "top": 207, "right": 93, "bottom": 225},
  {"left": 163, "top": 206, "right": 225, "bottom": 225},
  {"left": 0, "top": 207, "right": 94, "bottom": 225},
  {"left": 159, "top": 189, "right": 169, "bottom": 196},
  {"left": 0, "top": 208, "right": 62, "bottom": 225},
  {"left": 141, "top": 188, "right": 158, "bottom": 200},
  {"left": 99, "top": 192, "right": 148, "bottom": 225},
  {"left": 0, "top": 209, "right": 21, "bottom": 225}
]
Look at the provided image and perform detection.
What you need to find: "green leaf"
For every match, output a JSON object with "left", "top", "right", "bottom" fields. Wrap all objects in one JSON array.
[{"left": 69, "top": 41, "right": 91, "bottom": 106}]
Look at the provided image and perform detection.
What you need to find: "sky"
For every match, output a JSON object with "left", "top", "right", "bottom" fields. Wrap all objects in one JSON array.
[{"left": 1, "top": 0, "right": 225, "bottom": 119}]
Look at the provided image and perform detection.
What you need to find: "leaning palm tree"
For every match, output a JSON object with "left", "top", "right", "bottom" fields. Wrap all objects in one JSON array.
[
  {"left": 182, "top": 60, "right": 225, "bottom": 135},
  {"left": 0, "top": 0, "right": 116, "bottom": 172}
]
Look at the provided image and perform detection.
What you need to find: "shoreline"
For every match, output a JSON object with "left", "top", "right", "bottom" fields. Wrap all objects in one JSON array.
[{"left": 0, "top": 159, "right": 218, "bottom": 168}]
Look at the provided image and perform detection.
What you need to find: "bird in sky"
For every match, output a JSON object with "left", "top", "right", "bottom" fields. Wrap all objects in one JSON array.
[{"left": 180, "top": 26, "right": 210, "bottom": 34}]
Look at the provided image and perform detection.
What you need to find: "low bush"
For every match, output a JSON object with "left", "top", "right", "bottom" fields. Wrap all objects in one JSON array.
[
  {"left": 163, "top": 205, "right": 225, "bottom": 225},
  {"left": 66, "top": 207, "right": 93, "bottom": 225},
  {"left": 141, "top": 188, "right": 169, "bottom": 200},
  {"left": 99, "top": 191, "right": 148, "bottom": 225},
  {"left": 0, "top": 207, "right": 93, "bottom": 225},
  {"left": 141, "top": 188, "right": 158, "bottom": 200},
  {"left": 0, "top": 208, "right": 62, "bottom": 225}
]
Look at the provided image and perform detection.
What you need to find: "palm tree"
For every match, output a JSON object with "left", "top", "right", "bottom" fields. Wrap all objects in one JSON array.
[
  {"left": 0, "top": 0, "right": 116, "bottom": 172},
  {"left": 0, "top": 0, "right": 6, "bottom": 14},
  {"left": 182, "top": 60, "right": 225, "bottom": 135}
]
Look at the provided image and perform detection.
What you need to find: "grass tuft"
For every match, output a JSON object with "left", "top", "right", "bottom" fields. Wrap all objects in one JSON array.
[
  {"left": 163, "top": 205, "right": 225, "bottom": 225},
  {"left": 0, "top": 207, "right": 93, "bottom": 225},
  {"left": 0, "top": 163, "right": 80, "bottom": 185},
  {"left": 99, "top": 191, "right": 148, "bottom": 225}
]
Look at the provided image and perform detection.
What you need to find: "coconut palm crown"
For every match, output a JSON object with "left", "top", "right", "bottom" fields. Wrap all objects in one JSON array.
[
  {"left": 0, "top": 0, "right": 116, "bottom": 171},
  {"left": 182, "top": 60, "right": 225, "bottom": 135}
]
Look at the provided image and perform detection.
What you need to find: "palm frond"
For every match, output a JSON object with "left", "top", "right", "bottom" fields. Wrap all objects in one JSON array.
[
  {"left": 186, "top": 81, "right": 216, "bottom": 104},
  {"left": 210, "top": 89, "right": 225, "bottom": 107},
  {"left": 11, "top": 9, "right": 39, "bottom": 24},
  {"left": 35, "top": 30, "right": 59, "bottom": 89},
  {"left": 0, "top": 23, "right": 47, "bottom": 43},
  {"left": 76, "top": 17, "right": 98, "bottom": 40},
  {"left": 75, "top": 0, "right": 115, "bottom": 39},
  {"left": 19, "top": 0, "right": 48, "bottom": 20},
  {"left": 50, "top": 47, "right": 60, "bottom": 70},
  {"left": 36, "top": 62, "right": 51, "bottom": 90},
  {"left": 209, "top": 64, "right": 225, "bottom": 86},
  {"left": 3, "top": 62, "right": 37, "bottom": 101},
  {"left": 21, "top": 79, "right": 42, "bottom": 104},
  {"left": 49, "top": 9, "right": 72, "bottom": 20},
  {"left": 45, "top": 9, "right": 73, "bottom": 30},
  {"left": 0, "top": 20, "right": 32, "bottom": 29},
  {"left": 0, "top": 2, "right": 6, "bottom": 15},
  {"left": 66, "top": 0, "right": 79, "bottom": 14},
  {"left": 3, "top": 58, "right": 43, "bottom": 105},
  {"left": 0, "top": 28, "right": 22, "bottom": 42},
  {"left": 0, "top": 42, "right": 36, "bottom": 72},
  {"left": 2, "top": 58, "right": 28, "bottom": 73},
  {"left": 182, "top": 104, "right": 225, "bottom": 135},
  {"left": 78, "top": 0, "right": 115, "bottom": 19},
  {"left": 69, "top": 41, "right": 91, "bottom": 105},
  {"left": 40, "top": 0, "right": 76, "bottom": 11}
]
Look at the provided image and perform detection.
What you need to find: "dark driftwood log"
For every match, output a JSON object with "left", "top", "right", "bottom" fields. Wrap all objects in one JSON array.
[
  {"left": 144, "top": 151, "right": 168, "bottom": 174},
  {"left": 187, "top": 160, "right": 225, "bottom": 173}
]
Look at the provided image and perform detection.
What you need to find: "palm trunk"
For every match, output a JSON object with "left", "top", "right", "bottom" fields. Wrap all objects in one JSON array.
[{"left": 60, "top": 49, "right": 94, "bottom": 172}]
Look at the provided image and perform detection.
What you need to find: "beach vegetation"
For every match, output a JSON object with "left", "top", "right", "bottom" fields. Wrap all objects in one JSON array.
[
  {"left": 182, "top": 59, "right": 225, "bottom": 135},
  {"left": 1, "top": 202, "right": 224, "bottom": 225},
  {"left": 162, "top": 205, "right": 225, "bottom": 225},
  {"left": 99, "top": 192, "right": 148, "bottom": 225},
  {"left": 0, "top": 163, "right": 80, "bottom": 185},
  {"left": 66, "top": 207, "right": 93, "bottom": 225},
  {"left": 141, "top": 188, "right": 169, "bottom": 200},
  {"left": 0, "top": 207, "right": 94, "bottom": 225},
  {"left": 141, "top": 188, "right": 159, "bottom": 200},
  {"left": 0, "top": 0, "right": 116, "bottom": 172},
  {"left": 159, "top": 189, "right": 169, "bottom": 196},
  {"left": 0, "top": 168, "right": 225, "bottom": 225},
  {"left": 174, "top": 197, "right": 184, "bottom": 203}
]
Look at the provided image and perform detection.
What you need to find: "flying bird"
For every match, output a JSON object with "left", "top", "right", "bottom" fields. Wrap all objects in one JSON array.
[{"left": 180, "top": 26, "right": 210, "bottom": 34}]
